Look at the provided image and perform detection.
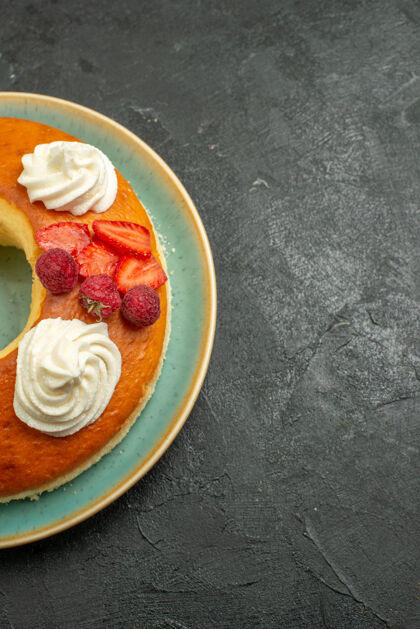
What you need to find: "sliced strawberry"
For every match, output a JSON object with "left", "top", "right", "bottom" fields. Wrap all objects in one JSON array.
[
  {"left": 115, "top": 255, "right": 167, "bottom": 293},
  {"left": 35, "top": 222, "right": 91, "bottom": 257},
  {"left": 93, "top": 220, "right": 151, "bottom": 259},
  {"left": 76, "top": 240, "right": 120, "bottom": 279}
]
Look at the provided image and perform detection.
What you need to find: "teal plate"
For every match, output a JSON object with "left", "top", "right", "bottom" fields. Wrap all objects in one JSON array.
[{"left": 0, "top": 93, "right": 216, "bottom": 548}]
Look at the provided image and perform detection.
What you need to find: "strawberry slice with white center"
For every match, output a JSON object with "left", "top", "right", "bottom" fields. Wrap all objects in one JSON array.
[
  {"left": 76, "top": 240, "right": 120, "bottom": 279},
  {"left": 35, "top": 222, "right": 91, "bottom": 257},
  {"left": 115, "top": 255, "right": 167, "bottom": 293},
  {"left": 92, "top": 220, "right": 151, "bottom": 259}
]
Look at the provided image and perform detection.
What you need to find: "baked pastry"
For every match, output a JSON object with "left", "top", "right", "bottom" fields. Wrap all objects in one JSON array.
[{"left": 0, "top": 117, "right": 170, "bottom": 502}]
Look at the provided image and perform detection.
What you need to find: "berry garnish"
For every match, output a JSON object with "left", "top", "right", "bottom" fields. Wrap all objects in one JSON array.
[
  {"left": 121, "top": 285, "right": 161, "bottom": 327},
  {"left": 35, "top": 222, "right": 91, "bottom": 257},
  {"left": 76, "top": 240, "right": 120, "bottom": 279},
  {"left": 115, "top": 255, "right": 167, "bottom": 293},
  {"left": 79, "top": 274, "right": 121, "bottom": 320},
  {"left": 35, "top": 248, "right": 78, "bottom": 294},
  {"left": 93, "top": 220, "right": 151, "bottom": 259}
]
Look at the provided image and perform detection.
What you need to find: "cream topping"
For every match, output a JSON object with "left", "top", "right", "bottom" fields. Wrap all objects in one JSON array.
[
  {"left": 17, "top": 141, "right": 117, "bottom": 216},
  {"left": 13, "top": 318, "right": 121, "bottom": 437}
]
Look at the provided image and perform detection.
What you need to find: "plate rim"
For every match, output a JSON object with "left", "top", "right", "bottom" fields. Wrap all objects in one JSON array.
[{"left": 0, "top": 91, "right": 217, "bottom": 548}]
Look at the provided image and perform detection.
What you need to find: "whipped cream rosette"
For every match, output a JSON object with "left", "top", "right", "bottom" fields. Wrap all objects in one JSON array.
[
  {"left": 14, "top": 318, "right": 121, "bottom": 437},
  {"left": 18, "top": 141, "right": 117, "bottom": 215}
]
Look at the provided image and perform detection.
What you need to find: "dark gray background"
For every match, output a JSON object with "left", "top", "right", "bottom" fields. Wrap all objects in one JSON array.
[{"left": 0, "top": 1, "right": 419, "bottom": 627}]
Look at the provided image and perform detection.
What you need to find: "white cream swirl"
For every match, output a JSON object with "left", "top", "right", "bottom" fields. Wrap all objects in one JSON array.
[
  {"left": 14, "top": 318, "right": 121, "bottom": 437},
  {"left": 17, "top": 141, "right": 117, "bottom": 216}
]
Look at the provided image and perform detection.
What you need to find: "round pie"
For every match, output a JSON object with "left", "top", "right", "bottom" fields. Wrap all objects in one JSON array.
[{"left": 0, "top": 117, "right": 170, "bottom": 502}]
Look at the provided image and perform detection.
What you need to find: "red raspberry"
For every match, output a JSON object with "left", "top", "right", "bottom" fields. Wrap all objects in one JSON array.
[
  {"left": 35, "top": 248, "right": 78, "bottom": 294},
  {"left": 79, "top": 274, "right": 121, "bottom": 320},
  {"left": 121, "top": 285, "right": 161, "bottom": 327}
]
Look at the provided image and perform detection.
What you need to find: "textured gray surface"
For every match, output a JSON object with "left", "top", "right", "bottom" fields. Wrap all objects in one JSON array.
[{"left": 0, "top": 1, "right": 419, "bottom": 627}]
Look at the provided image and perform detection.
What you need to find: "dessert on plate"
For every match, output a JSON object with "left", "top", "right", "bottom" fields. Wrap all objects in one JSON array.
[{"left": 0, "top": 117, "right": 170, "bottom": 502}]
